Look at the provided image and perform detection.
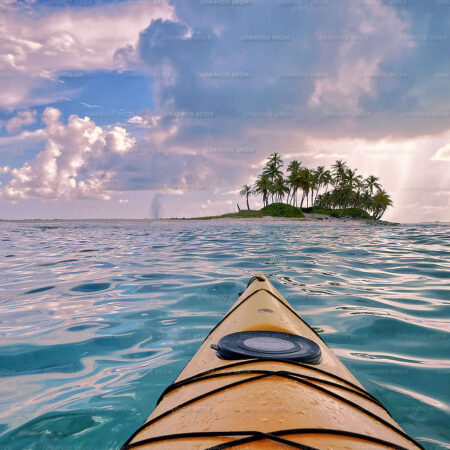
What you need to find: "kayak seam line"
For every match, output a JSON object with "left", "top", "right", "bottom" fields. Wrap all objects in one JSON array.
[
  {"left": 161, "top": 358, "right": 376, "bottom": 406},
  {"left": 122, "top": 428, "right": 415, "bottom": 450},
  {"left": 206, "top": 431, "right": 310, "bottom": 449},
  {"left": 123, "top": 429, "right": 315, "bottom": 450},
  {"left": 155, "top": 369, "right": 388, "bottom": 413},
  {"left": 206, "top": 428, "right": 417, "bottom": 450},
  {"left": 123, "top": 371, "right": 422, "bottom": 449}
]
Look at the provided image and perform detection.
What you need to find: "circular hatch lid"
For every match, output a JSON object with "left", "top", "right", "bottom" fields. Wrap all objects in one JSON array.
[{"left": 213, "top": 330, "right": 321, "bottom": 364}]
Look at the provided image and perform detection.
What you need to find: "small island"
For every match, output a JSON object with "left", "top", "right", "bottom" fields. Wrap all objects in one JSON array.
[{"left": 194, "top": 153, "right": 393, "bottom": 221}]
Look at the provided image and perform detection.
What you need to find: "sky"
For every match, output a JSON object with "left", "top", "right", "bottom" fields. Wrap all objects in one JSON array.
[{"left": 0, "top": 0, "right": 449, "bottom": 222}]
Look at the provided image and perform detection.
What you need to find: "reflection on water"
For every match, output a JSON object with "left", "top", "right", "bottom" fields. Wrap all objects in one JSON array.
[{"left": 0, "top": 220, "right": 449, "bottom": 449}]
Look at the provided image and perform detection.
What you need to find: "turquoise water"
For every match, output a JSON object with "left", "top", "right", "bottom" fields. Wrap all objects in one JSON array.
[{"left": 0, "top": 220, "right": 449, "bottom": 449}]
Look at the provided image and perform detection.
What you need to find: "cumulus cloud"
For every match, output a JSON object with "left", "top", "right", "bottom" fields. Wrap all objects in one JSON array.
[
  {"left": 5, "top": 110, "right": 36, "bottom": 134},
  {"left": 309, "top": 2, "right": 413, "bottom": 111},
  {"left": 0, "top": 108, "right": 136, "bottom": 201},
  {"left": 106, "top": 127, "right": 136, "bottom": 154},
  {"left": 0, "top": 1, "right": 173, "bottom": 108},
  {"left": 128, "top": 115, "right": 157, "bottom": 128},
  {"left": 123, "top": 0, "right": 449, "bottom": 222},
  {"left": 1, "top": 1, "right": 449, "bottom": 222},
  {"left": 134, "top": 0, "right": 419, "bottom": 146}
]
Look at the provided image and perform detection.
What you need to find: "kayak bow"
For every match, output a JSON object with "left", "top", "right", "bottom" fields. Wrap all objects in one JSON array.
[{"left": 123, "top": 274, "right": 422, "bottom": 449}]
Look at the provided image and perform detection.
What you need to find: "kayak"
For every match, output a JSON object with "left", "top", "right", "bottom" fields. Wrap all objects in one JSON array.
[{"left": 122, "top": 274, "right": 422, "bottom": 449}]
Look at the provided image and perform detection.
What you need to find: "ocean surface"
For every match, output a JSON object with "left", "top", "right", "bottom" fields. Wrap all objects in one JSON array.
[{"left": 0, "top": 220, "right": 449, "bottom": 449}]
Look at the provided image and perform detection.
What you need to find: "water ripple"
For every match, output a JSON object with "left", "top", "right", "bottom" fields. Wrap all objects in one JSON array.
[{"left": 0, "top": 220, "right": 449, "bottom": 449}]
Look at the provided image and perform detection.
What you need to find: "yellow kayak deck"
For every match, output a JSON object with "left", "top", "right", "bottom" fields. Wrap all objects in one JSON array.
[{"left": 123, "top": 274, "right": 422, "bottom": 449}]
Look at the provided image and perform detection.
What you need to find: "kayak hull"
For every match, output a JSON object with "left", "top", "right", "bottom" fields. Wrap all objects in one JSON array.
[{"left": 124, "top": 274, "right": 421, "bottom": 449}]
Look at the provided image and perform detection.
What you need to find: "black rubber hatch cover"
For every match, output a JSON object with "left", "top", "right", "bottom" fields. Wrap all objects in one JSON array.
[{"left": 213, "top": 330, "right": 321, "bottom": 364}]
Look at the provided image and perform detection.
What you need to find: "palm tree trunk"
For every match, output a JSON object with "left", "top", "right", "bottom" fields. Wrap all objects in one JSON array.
[
  {"left": 246, "top": 195, "right": 250, "bottom": 210},
  {"left": 341, "top": 191, "right": 350, "bottom": 217},
  {"left": 314, "top": 185, "right": 321, "bottom": 204}
]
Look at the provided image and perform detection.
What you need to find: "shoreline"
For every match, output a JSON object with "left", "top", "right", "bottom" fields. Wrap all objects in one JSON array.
[
  {"left": 0, "top": 214, "right": 399, "bottom": 225},
  {"left": 172, "top": 213, "right": 399, "bottom": 226}
]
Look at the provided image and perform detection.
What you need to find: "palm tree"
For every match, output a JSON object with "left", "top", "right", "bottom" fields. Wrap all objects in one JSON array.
[
  {"left": 313, "top": 166, "right": 331, "bottom": 205},
  {"left": 294, "top": 168, "right": 312, "bottom": 208},
  {"left": 309, "top": 169, "right": 319, "bottom": 207},
  {"left": 240, "top": 184, "right": 253, "bottom": 210},
  {"left": 365, "top": 175, "right": 381, "bottom": 195},
  {"left": 353, "top": 178, "right": 365, "bottom": 208},
  {"left": 341, "top": 168, "right": 362, "bottom": 213},
  {"left": 316, "top": 191, "right": 334, "bottom": 209},
  {"left": 267, "top": 152, "right": 282, "bottom": 168},
  {"left": 332, "top": 160, "right": 347, "bottom": 187},
  {"left": 322, "top": 169, "right": 332, "bottom": 194},
  {"left": 263, "top": 162, "right": 283, "bottom": 203},
  {"left": 371, "top": 190, "right": 393, "bottom": 219},
  {"left": 273, "top": 177, "right": 289, "bottom": 203},
  {"left": 286, "top": 160, "right": 301, "bottom": 205},
  {"left": 332, "top": 188, "right": 346, "bottom": 209},
  {"left": 263, "top": 162, "right": 283, "bottom": 182},
  {"left": 254, "top": 174, "right": 271, "bottom": 207},
  {"left": 360, "top": 190, "right": 373, "bottom": 212},
  {"left": 245, "top": 153, "right": 392, "bottom": 220}
]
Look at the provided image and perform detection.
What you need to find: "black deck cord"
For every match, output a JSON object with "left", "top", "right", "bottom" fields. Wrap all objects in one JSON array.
[
  {"left": 123, "top": 430, "right": 312, "bottom": 450},
  {"left": 156, "top": 358, "right": 383, "bottom": 410},
  {"left": 122, "top": 428, "right": 415, "bottom": 450},
  {"left": 206, "top": 428, "right": 417, "bottom": 450},
  {"left": 122, "top": 280, "right": 422, "bottom": 449},
  {"left": 155, "top": 368, "right": 387, "bottom": 413},
  {"left": 247, "top": 274, "right": 265, "bottom": 287},
  {"left": 122, "top": 371, "right": 423, "bottom": 449}
]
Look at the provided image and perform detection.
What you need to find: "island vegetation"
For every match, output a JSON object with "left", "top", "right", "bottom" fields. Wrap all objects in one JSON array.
[{"left": 237, "top": 153, "right": 393, "bottom": 220}]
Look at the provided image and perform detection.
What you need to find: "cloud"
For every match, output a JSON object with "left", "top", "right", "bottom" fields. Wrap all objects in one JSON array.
[
  {"left": 124, "top": 0, "right": 449, "bottom": 222},
  {"left": 1, "top": 1, "right": 449, "bottom": 223},
  {"left": 135, "top": 0, "right": 419, "bottom": 147},
  {"left": 0, "top": 0, "right": 173, "bottom": 108},
  {"left": 106, "top": 127, "right": 136, "bottom": 154},
  {"left": 0, "top": 0, "right": 35, "bottom": 11},
  {"left": 127, "top": 114, "right": 156, "bottom": 128},
  {"left": 0, "top": 2, "right": 173, "bottom": 73},
  {"left": 301, "top": 131, "right": 450, "bottom": 222},
  {"left": 80, "top": 102, "right": 100, "bottom": 109},
  {"left": 5, "top": 110, "right": 37, "bottom": 134},
  {"left": 431, "top": 143, "right": 450, "bottom": 162},
  {"left": 0, "top": 107, "right": 136, "bottom": 201},
  {"left": 309, "top": 2, "right": 413, "bottom": 111}
]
